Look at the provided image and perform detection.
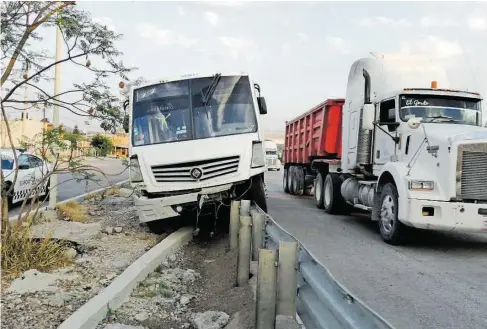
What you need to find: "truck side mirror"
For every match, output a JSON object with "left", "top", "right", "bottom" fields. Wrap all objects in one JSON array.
[
  {"left": 362, "top": 104, "right": 375, "bottom": 130},
  {"left": 257, "top": 96, "right": 267, "bottom": 115}
]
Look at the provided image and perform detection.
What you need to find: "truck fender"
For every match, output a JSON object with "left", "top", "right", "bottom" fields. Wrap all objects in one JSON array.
[{"left": 375, "top": 163, "right": 409, "bottom": 222}]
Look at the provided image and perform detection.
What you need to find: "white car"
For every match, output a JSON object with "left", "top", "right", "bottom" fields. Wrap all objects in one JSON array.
[{"left": 1, "top": 149, "right": 52, "bottom": 206}]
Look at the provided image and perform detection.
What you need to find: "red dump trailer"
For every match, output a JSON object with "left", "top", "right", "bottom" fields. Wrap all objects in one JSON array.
[{"left": 282, "top": 98, "right": 345, "bottom": 197}]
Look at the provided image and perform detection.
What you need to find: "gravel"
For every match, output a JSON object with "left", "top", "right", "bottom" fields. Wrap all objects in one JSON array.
[
  {"left": 1, "top": 195, "right": 160, "bottom": 329},
  {"left": 97, "top": 235, "right": 254, "bottom": 329}
]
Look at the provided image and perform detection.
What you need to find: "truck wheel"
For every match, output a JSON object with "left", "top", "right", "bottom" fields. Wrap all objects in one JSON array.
[
  {"left": 377, "top": 183, "right": 407, "bottom": 245},
  {"left": 314, "top": 173, "right": 325, "bottom": 209},
  {"left": 296, "top": 167, "right": 305, "bottom": 196},
  {"left": 283, "top": 167, "right": 290, "bottom": 193},
  {"left": 250, "top": 174, "right": 268, "bottom": 212},
  {"left": 289, "top": 166, "right": 297, "bottom": 195},
  {"left": 323, "top": 173, "right": 345, "bottom": 214}
]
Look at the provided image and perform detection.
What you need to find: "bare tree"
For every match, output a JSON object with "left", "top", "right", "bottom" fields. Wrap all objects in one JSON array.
[{"left": 1, "top": 1, "right": 135, "bottom": 226}]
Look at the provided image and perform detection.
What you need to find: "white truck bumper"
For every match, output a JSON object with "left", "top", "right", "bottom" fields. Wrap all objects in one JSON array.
[
  {"left": 133, "top": 184, "right": 233, "bottom": 223},
  {"left": 403, "top": 198, "right": 487, "bottom": 232}
]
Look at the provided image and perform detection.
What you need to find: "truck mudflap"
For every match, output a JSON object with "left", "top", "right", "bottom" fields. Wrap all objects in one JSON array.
[{"left": 403, "top": 198, "right": 487, "bottom": 232}]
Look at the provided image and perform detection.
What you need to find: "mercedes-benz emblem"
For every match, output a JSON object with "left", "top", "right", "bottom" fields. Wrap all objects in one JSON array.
[{"left": 190, "top": 167, "right": 203, "bottom": 180}]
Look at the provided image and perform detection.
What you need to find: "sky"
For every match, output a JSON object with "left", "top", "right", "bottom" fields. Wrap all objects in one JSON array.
[{"left": 6, "top": 0, "right": 487, "bottom": 133}]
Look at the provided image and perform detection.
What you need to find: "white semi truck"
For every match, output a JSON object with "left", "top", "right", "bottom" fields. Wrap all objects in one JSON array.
[
  {"left": 124, "top": 72, "right": 269, "bottom": 234},
  {"left": 283, "top": 54, "right": 487, "bottom": 245},
  {"left": 264, "top": 140, "right": 281, "bottom": 171}
]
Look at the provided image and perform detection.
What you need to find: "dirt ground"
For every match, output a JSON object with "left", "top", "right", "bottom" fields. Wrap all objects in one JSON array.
[{"left": 98, "top": 233, "right": 255, "bottom": 329}]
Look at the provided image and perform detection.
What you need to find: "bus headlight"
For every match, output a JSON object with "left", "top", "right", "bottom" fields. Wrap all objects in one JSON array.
[
  {"left": 130, "top": 155, "right": 143, "bottom": 183},
  {"left": 251, "top": 142, "right": 265, "bottom": 168}
]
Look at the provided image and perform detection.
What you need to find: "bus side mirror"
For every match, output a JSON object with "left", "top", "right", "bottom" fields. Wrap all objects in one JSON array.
[
  {"left": 362, "top": 104, "right": 374, "bottom": 130},
  {"left": 257, "top": 96, "right": 267, "bottom": 115}
]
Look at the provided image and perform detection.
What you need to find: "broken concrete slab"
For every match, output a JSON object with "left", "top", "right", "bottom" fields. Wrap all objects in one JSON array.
[
  {"left": 30, "top": 221, "right": 102, "bottom": 244},
  {"left": 8, "top": 269, "right": 79, "bottom": 295}
]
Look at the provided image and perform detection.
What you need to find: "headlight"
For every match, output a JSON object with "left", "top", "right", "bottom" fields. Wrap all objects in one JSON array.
[
  {"left": 408, "top": 180, "right": 434, "bottom": 190},
  {"left": 251, "top": 142, "right": 265, "bottom": 168},
  {"left": 130, "top": 155, "right": 143, "bottom": 183}
]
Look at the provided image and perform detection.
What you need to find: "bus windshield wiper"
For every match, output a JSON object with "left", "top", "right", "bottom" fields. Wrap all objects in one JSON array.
[{"left": 201, "top": 73, "right": 222, "bottom": 106}]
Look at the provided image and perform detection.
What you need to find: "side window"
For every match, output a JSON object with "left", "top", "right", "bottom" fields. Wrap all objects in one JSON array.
[
  {"left": 18, "top": 155, "right": 30, "bottom": 169},
  {"left": 379, "top": 99, "right": 397, "bottom": 132},
  {"left": 28, "top": 155, "right": 43, "bottom": 168}
]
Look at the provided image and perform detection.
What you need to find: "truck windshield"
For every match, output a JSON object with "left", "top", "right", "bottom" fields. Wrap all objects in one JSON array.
[
  {"left": 399, "top": 94, "right": 481, "bottom": 126},
  {"left": 266, "top": 150, "right": 277, "bottom": 155},
  {"left": 131, "top": 75, "right": 257, "bottom": 146}
]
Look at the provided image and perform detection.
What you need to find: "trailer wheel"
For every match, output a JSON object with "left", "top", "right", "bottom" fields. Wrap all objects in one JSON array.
[
  {"left": 296, "top": 167, "right": 305, "bottom": 196},
  {"left": 377, "top": 183, "right": 407, "bottom": 245},
  {"left": 323, "top": 173, "right": 346, "bottom": 214},
  {"left": 314, "top": 173, "right": 325, "bottom": 209},
  {"left": 283, "top": 167, "right": 290, "bottom": 193},
  {"left": 289, "top": 166, "right": 298, "bottom": 195}
]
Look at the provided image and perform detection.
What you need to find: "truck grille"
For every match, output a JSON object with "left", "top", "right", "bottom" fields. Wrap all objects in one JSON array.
[
  {"left": 151, "top": 156, "right": 240, "bottom": 183},
  {"left": 460, "top": 151, "right": 487, "bottom": 200},
  {"left": 266, "top": 158, "right": 277, "bottom": 166}
]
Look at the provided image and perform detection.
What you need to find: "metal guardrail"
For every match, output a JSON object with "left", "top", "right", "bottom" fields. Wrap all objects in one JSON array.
[{"left": 257, "top": 205, "right": 396, "bottom": 329}]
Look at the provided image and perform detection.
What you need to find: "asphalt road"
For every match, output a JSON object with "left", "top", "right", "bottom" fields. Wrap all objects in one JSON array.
[
  {"left": 264, "top": 169, "right": 487, "bottom": 329},
  {"left": 8, "top": 157, "right": 129, "bottom": 218}
]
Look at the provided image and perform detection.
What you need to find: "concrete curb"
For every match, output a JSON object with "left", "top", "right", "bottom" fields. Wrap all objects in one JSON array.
[
  {"left": 8, "top": 179, "right": 129, "bottom": 224},
  {"left": 58, "top": 226, "right": 193, "bottom": 329}
]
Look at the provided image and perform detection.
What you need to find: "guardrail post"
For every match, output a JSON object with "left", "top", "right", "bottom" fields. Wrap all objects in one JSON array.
[
  {"left": 251, "top": 212, "right": 265, "bottom": 261},
  {"left": 240, "top": 199, "right": 251, "bottom": 216},
  {"left": 237, "top": 215, "right": 252, "bottom": 286},
  {"left": 229, "top": 200, "right": 240, "bottom": 250},
  {"left": 277, "top": 242, "right": 298, "bottom": 316},
  {"left": 255, "top": 249, "right": 277, "bottom": 329}
]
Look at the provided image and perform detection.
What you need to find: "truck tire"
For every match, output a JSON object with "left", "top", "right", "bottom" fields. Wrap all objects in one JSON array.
[
  {"left": 323, "top": 173, "right": 346, "bottom": 214},
  {"left": 289, "top": 166, "right": 298, "bottom": 195},
  {"left": 287, "top": 166, "right": 294, "bottom": 195},
  {"left": 377, "top": 183, "right": 407, "bottom": 245},
  {"left": 283, "top": 167, "right": 290, "bottom": 193},
  {"left": 250, "top": 174, "right": 268, "bottom": 212},
  {"left": 314, "top": 173, "right": 325, "bottom": 209},
  {"left": 296, "top": 167, "right": 305, "bottom": 196}
]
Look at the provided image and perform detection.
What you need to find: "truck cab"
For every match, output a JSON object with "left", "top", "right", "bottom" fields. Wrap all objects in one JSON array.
[
  {"left": 125, "top": 72, "right": 269, "bottom": 234},
  {"left": 336, "top": 54, "right": 487, "bottom": 244},
  {"left": 264, "top": 140, "right": 280, "bottom": 171}
]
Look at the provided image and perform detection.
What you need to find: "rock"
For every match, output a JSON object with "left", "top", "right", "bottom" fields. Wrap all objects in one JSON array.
[
  {"left": 204, "top": 259, "right": 216, "bottom": 264},
  {"left": 168, "top": 254, "right": 177, "bottom": 263},
  {"left": 106, "top": 272, "right": 117, "bottom": 280},
  {"left": 64, "top": 247, "right": 77, "bottom": 260},
  {"left": 66, "top": 304, "right": 73, "bottom": 311},
  {"left": 75, "top": 256, "right": 92, "bottom": 264},
  {"left": 12, "top": 298, "right": 22, "bottom": 305},
  {"left": 46, "top": 293, "right": 65, "bottom": 307},
  {"left": 119, "top": 188, "right": 133, "bottom": 198},
  {"left": 191, "top": 311, "right": 229, "bottom": 329},
  {"left": 180, "top": 294, "right": 194, "bottom": 305},
  {"left": 105, "top": 226, "right": 114, "bottom": 234},
  {"left": 182, "top": 323, "right": 191, "bottom": 329},
  {"left": 8, "top": 269, "right": 78, "bottom": 295},
  {"left": 134, "top": 311, "right": 149, "bottom": 322},
  {"left": 182, "top": 269, "right": 199, "bottom": 284},
  {"left": 41, "top": 210, "right": 58, "bottom": 222},
  {"left": 114, "top": 226, "right": 123, "bottom": 233}
]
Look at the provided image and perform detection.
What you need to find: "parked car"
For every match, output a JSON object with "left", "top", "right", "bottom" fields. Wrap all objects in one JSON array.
[{"left": 1, "top": 149, "right": 52, "bottom": 206}]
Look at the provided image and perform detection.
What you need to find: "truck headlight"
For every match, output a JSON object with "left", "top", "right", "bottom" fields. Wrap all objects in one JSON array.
[
  {"left": 251, "top": 142, "right": 265, "bottom": 168},
  {"left": 130, "top": 155, "right": 143, "bottom": 183},
  {"left": 408, "top": 180, "right": 434, "bottom": 191}
]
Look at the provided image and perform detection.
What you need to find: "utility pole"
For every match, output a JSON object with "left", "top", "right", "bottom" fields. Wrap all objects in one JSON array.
[{"left": 49, "top": 23, "right": 62, "bottom": 209}]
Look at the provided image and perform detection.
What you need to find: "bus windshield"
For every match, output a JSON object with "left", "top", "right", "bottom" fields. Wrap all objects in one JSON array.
[
  {"left": 131, "top": 75, "right": 258, "bottom": 146},
  {"left": 399, "top": 94, "right": 482, "bottom": 126}
]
